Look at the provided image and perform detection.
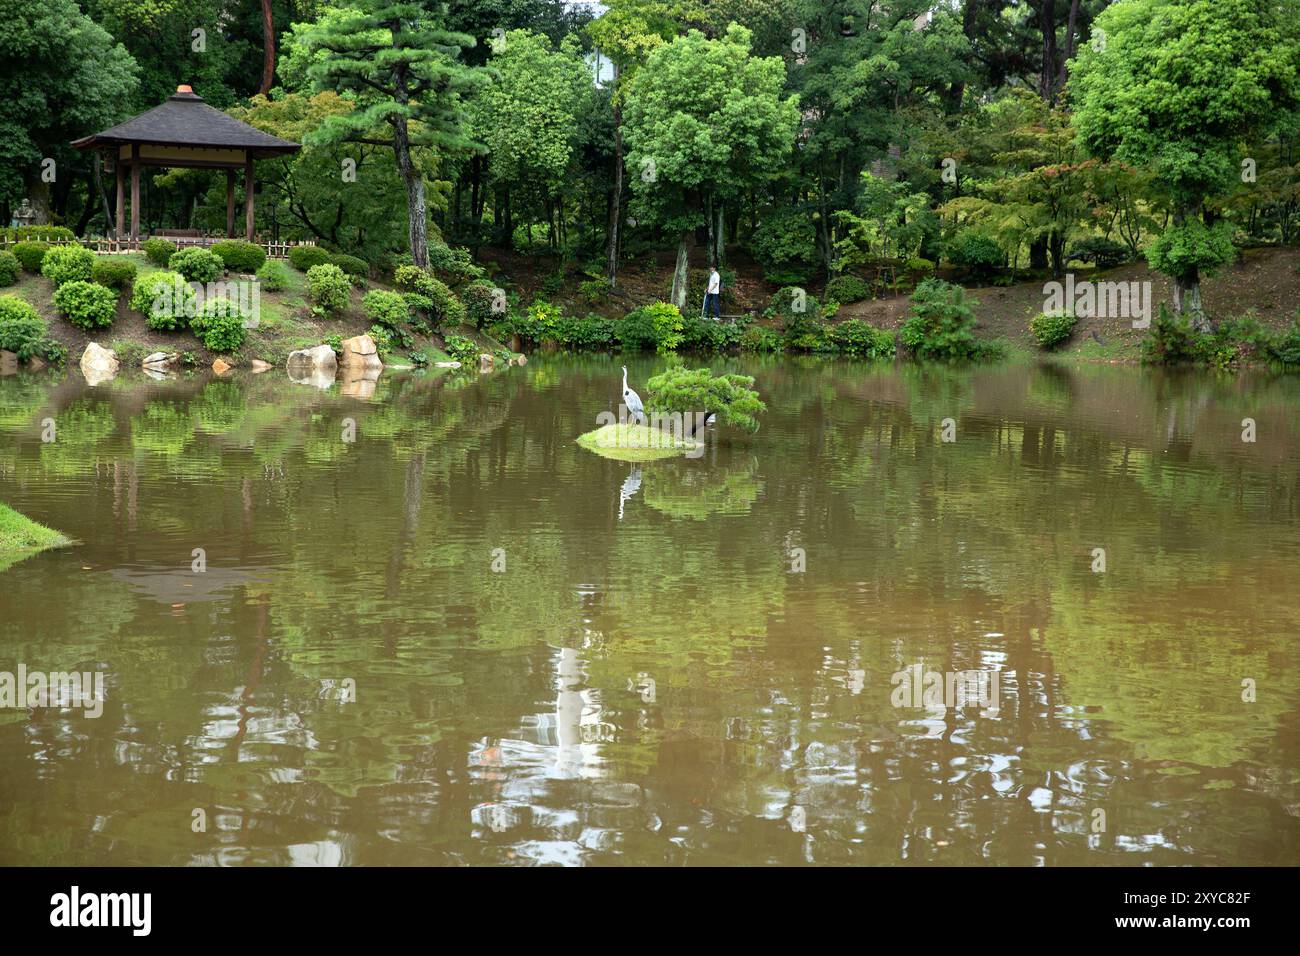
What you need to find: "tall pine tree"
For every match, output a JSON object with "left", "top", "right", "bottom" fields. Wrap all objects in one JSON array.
[{"left": 304, "top": 1, "right": 484, "bottom": 267}]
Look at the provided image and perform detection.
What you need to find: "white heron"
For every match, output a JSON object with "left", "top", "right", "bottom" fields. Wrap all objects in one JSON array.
[{"left": 621, "top": 365, "right": 645, "bottom": 425}]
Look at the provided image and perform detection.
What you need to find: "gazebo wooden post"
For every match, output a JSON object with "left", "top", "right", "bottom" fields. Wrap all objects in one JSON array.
[
  {"left": 129, "top": 144, "right": 140, "bottom": 241},
  {"left": 114, "top": 156, "right": 125, "bottom": 242},
  {"left": 226, "top": 169, "right": 236, "bottom": 238},
  {"left": 243, "top": 153, "right": 255, "bottom": 241}
]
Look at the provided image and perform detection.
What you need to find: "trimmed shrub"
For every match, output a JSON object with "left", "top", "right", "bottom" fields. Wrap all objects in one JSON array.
[
  {"left": 679, "top": 314, "right": 743, "bottom": 353},
  {"left": 91, "top": 257, "right": 137, "bottom": 291},
  {"left": 255, "top": 260, "right": 288, "bottom": 291},
  {"left": 131, "top": 271, "right": 197, "bottom": 331},
  {"left": 362, "top": 289, "right": 409, "bottom": 327},
  {"left": 210, "top": 240, "right": 266, "bottom": 273},
  {"left": 41, "top": 244, "right": 95, "bottom": 287},
  {"left": 330, "top": 252, "right": 368, "bottom": 279},
  {"left": 946, "top": 229, "right": 1004, "bottom": 276},
  {"left": 0, "top": 295, "right": 48, "bottom": 360},
  {"left": 1029, "top": 311, "right": 1077, "bottom": 350},
  {"left": 306, "top": 263, "right": 350, "bottom": 314},
  {"left": 443, "top": 333, "right": 480, "bottom": 364},
  {"left": 394, "top": 265, "right": 464, "bottom": 327},
  {"left": 1068, "top": 237, "right": 1130, "bottom": 269},
  {"left": 141, "top": 237, "right": 177, "bottom": 266},
  {"left": 11, "top": 241, "right": 50, "bottom": 273},
  {"left": 616, "top": 301, "right": 685, "bottom": 353},
  {"left": 1, "top": 225, "right": 74, "bottom": 243},
  {"left": 168, "top": 246, "right": 224, "bottom": 283},
  {"left": 0, "top": 250, "right": 19, "bottom": 286},
  {"left": 1263, "top": 316, "right": 1300, "bottom": 366},
  {"left": 899, "top": 278, "right": 983, "bottom": 360},
  {"left": 824, "top": 275, "right": 871, "bottom": 304},
  {"left": 463, "top": 280, "right": 500, "bottom": 327},
  {"left": 53, "top": 279, "right": 117, "bottom": 329},
  {"left": 288, "top": 245, "right": 331, "bottom": 271},
  {"left": 191, "top": 298, "right": 248, "bottom": 352},
  {"left": 827, "top": 319, "right": 896, "bottom": 358}
]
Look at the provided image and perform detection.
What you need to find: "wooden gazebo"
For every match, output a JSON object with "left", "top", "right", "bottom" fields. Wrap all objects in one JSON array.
[{"left": 72, "top": 85, "right": 300, "bottom": 242}]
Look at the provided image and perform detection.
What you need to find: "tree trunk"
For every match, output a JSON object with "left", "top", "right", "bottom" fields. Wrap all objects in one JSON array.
[
  {"left": 1038, "top": 0, "right": 1059, "bottom": 102},
  {"left": 1055, "top": 0, "right": 1081, "bottom": 95},
  {"left": 393, "top": 115, "right": 429, "bottom": 268},
  {"left": 605, "top": 70, "right": 623, "bottom": 286},
  {"left": 713, "top": 199, "right": 725, "bottom": 270},
  {"left": 1174, "top": 271, "right": 1210, "bottom": 332},
  {"left": 259, "top": 0, "right": 275, "bottom": 96},
  {"left": 1029, "top": 236, "right": 1048, "bottom": 271},
  {"left": 670, "top": 231, "right": 690, "bottom": 311}
]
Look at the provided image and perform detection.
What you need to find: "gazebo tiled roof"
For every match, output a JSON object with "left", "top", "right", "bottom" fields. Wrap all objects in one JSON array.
[
  {"left": 70, "top": 86, "right": 300, "bottom": 242},
  {"left": 72, "top": 87, "right": 299, "bottom": 158}
]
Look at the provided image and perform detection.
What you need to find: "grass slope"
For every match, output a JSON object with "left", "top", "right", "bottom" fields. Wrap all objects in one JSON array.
[{"left": 0, "top": 502, "right": 72, "bottom": 571}]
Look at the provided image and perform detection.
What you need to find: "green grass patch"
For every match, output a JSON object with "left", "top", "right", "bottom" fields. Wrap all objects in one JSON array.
[
  {"left": 576, "top": 423, "right": 704, "bottom": 462},
  {"left": 0, "top": 502, "right": 72, "bottom": 571}
]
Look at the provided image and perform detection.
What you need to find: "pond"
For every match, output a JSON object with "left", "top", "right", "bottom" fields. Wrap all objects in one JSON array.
[{"left": 0, "top": 357, "right": 1297, "bottom": 865}]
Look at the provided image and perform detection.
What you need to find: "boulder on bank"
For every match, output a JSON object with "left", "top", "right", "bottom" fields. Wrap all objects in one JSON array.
[
  {"left": 287, "top": 344, "right": 337, "bottom": 389},
  {"left": 79, "top": 342, "right": 119, "bottom": 386},
  {"left": 212, "top": 358, "right": 233, "bottom": 375},
  {"left": 250, "top": 359, "right": 273, "bottom": 373},
  {"left": 340, "top": 334, "right": 383, "bottom": 373},
  {"left": 0, "top": 350, "right": 17, "bottom": 376},
  {"left": 142, "top": 351, "right": 179, "bottom": 370}
]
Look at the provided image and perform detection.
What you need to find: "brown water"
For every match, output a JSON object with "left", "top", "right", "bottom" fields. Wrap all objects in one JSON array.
[{"left": 0, "top": 357, "right": 1297, "bottom": 866}]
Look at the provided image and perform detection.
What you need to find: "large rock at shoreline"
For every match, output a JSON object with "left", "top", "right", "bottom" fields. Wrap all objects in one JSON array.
[
  {"left": 142, "top": 351, "right": 178, "bottom": 370},
  {"left": 286, "top": 344, "right": 337, "bottom": 389},
  {"left": 79, "top": 342, "right": 119, "bottom": 386},
  {"left": 339, "top": 334, "right": 382, "bottom": 373},
  {"left": 212, "top": 358, "right": 233, "bottom": 375},
  {"left": 0, "top": 350, "right": 17, "bottom": 376}
]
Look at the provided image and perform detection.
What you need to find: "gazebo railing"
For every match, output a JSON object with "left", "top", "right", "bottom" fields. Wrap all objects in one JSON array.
[{"left": 0, "top": 235, "right": 317, "bottom": 259}]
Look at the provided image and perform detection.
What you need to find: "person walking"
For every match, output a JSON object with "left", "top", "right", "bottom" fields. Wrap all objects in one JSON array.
[{"left": 704, "top": 267, "right": 722, "bottom": 320}]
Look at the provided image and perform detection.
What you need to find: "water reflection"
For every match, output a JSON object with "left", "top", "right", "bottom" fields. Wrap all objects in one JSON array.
[{"left": 0, "top": 358, "right": 1297, "bottom": 866}]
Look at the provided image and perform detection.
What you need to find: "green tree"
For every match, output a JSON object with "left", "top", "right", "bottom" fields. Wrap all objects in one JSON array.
[
  {"left": 0, "top": 0, "right": 138, "bottom": 224},
  {"left": 645, "top": 365, "right": 766, "bottom": 434},
  {"left": 622, "top": 25, "right": 798, "bottom": 309},
  {"left": 304, "top": 0, "right": 486, "bottom": 267},
  {"left": 1071, "top": 0, "right": 1300, "bottom": 329},
  {"left": 469, "top": 29, "right": 591, "bottom": 250}
]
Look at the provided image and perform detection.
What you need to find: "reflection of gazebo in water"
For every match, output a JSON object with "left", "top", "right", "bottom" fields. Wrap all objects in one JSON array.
[{"left": 71, "top": 85, "right": 300, "bottom": 245}]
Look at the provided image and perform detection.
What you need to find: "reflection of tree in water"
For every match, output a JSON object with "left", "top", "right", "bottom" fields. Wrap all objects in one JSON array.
[{"left": 642, "top": 457, "right": 761, "bottom": 520}]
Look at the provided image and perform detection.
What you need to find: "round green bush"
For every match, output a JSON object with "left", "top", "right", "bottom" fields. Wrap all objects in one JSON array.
[
  {"left": 255, "top": 260, "right": 288, "bottom": 291},
  {"left": 288, "top": 245, "right": 331, "bottom": 271},
  {"left": 306, "top": 263, "right": 350, "bottom": 314},
  {"left": 53, "top": 279, "right": 117, "bottom": 329},
  {"left": 946, "top": 230, "right": 1004, "bottom": 276},
  {"left": 463, "top": 281, "right": 500, "bottom": 327},
  {"left": 362, "top": 289, "right": 409, "bottom": 327},
  {"left": 0, "top": 295, "right": 48, "bottom": 360},
  {"left": 191, "top": 298, "right": 248, "bottom": 352},
  {"left": 209, "top": 240, "right": 267, "bottom": 273},
  {"left": 1029, "top": 311, "right": 1078, "bottom": 350},
  {"left": 130, "top": 271, "right": 197, "bottom": 331},
  {"left": 827, "top": 319, "right": 896, "bottom": 358},
  {"left": 140, "top": 237, "right": 177, "bottom": 266},
  {"left": 168, "top": 247, "right": 225, "bottom": 283},
  {"left": 824, "top": 275, "right": 871, "bottom": 304},
  {"left": 41, "top": 244, "right": 96, "bottom": 287},
  {"left": 330, "top": 252, "right": 368, "bottom": 279},
  {"left": 11, "top": 241, "right": 50, "bottom": 273},
  {"left": 0, "top": 250, "right": 19, "bottom": 286},
  {"left": 91, "top": 257, "right": 137, "bottom": 291}
]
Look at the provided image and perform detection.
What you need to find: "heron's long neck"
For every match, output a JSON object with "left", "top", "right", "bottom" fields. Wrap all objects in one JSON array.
[{"left": 622, "top": 369, "right": 628, "bottom": 392}]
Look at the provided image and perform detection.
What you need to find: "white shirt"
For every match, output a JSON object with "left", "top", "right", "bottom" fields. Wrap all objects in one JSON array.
[{"left": 707, "top": 271, "right": 720, "bottom": 294}]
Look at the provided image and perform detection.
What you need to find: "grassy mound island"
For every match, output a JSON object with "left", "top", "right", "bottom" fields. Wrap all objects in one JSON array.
[
  {"left": 0, "top": 502, "right": 71, "bottom": 571},
  {"left": 576, "top": 423, "right": 704, "bottom": 462}
]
